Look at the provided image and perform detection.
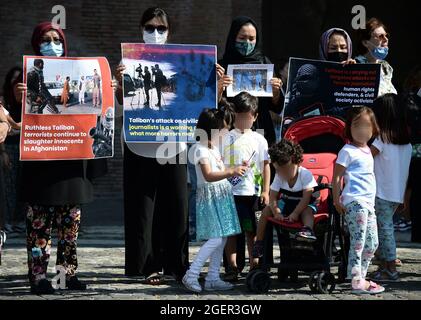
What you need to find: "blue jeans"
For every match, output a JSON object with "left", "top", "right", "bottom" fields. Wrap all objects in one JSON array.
[
  {"left": 375, "top": 197, "right": 400, "bottom": 262},
  {"left": 188, "top": 151, "right": 197, "bottom": 242}
]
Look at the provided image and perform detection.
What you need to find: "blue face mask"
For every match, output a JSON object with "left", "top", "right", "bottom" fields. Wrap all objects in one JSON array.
[
  {"left": 235, "top": 41, "right": 255, "bottom": 56},
  {"left": 40, "top": 41, "right": 64, "bottom": 57},
  {"left": 369, "top": 42, "right": 389, "bottom": 60}
]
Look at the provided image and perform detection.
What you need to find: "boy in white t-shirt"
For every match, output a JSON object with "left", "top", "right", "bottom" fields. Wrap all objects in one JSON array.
[
  {"left": 222, "top": 92, "right": 270, "bottom": 277},
  {"left": 252, "top": 139, "right": 318, "bottom": 265}
]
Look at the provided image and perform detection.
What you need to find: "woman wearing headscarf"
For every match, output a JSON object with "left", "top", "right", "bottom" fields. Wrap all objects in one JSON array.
[
  {"left": 319, "top": 28, "right": 356, "bottom": 64},
  {"left": 15, "top": 22, "right": 109, "bottom": 294},
  {"left": 317, "top": 28, "right": 356, "bottom": 118},
  {"left": 217, "top": 16, "right": 283, "bottom": 147}
]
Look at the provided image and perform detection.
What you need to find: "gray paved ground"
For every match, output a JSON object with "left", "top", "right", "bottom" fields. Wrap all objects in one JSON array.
[{"left": 1, "top": 226, "right": 420, "bottom": 300}]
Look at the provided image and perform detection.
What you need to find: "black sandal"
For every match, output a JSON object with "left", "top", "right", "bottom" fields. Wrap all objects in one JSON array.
[
  {"left": 30, "top": 279, "right": 55, "bottom": 295},
  {"left": 66, "top": 276, "right": 87, "bottom": 291},
  {"left": 223, "top": 267, "right": 239, "bottom": 282},
  {"left": 143, "top": 273, "right": 165, "bottom": 286}
]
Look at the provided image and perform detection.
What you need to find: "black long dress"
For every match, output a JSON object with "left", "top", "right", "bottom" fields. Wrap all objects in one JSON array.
[{"left": 20, "top": 159, "right": 106, "bottom": 205}]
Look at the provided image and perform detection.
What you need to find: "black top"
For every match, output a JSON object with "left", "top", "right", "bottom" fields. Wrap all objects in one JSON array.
[
  {"left": 20, "top": 158, "right": 107, "bottom": 206},
  {"left": 219, "top": 16, "right": 283, "bottom": 146}
]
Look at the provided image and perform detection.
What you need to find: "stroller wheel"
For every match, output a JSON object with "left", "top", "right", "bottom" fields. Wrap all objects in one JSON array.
[
  {"left": 316, "top": 272, "right": 335, "bottom": 294},
  {"left": 248, "top": 270, "right": 271, "bottom": 294},
  {"left": 277, "top": 267, "right": 289, "bottom": 282},
  {"left": 308, "top": 272, "right": 319, "bottom": 293}
]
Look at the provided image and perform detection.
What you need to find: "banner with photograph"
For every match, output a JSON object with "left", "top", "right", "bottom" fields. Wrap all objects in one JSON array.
[
  {"left": 20, "top": 56, "right": 114, "bottom": 160},
  {"left": 282, "top": 57, "right": 381, "bottom": 124},
  {"left": 121, "top": 43, "right": 217, "bottom": 143},
  {"left": 226, "top": 64, "right": 274, "bottom": 97}
]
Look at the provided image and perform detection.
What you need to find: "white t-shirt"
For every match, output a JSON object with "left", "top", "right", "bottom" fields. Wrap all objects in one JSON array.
[
  {"left": 336, "top": 144, "right": 376, "bottom": 210},
  {"left": 372, "top": 138, "right": 412, "bottom": 204},
  {"left": 222, "top": 129, "right": 269, "bottom": 196},
  {"left": 271, "top": 167, "right": 318, "bottom": 193},
  {"left": 193, "top": 143, "right": 225, "bottom": 187}
]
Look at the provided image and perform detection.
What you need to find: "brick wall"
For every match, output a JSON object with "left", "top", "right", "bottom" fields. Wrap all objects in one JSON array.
[
  {"left": 2, "top": 0, "right": 418, "bottom": 201},
  {"left": 0, "top": 0, "right": 262, "bottom": 199}
]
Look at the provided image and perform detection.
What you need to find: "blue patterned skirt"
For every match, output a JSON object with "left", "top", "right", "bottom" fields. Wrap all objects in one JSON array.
[{"left": 196, "top": 180, "right": 241, "bottom": 241}]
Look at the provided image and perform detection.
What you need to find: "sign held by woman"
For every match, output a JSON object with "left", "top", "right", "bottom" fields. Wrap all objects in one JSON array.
[{"left": 20, "top": 56, "right": 115, "bottom": 160}]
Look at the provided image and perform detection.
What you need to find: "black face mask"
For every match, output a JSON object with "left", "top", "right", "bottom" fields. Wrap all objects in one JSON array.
[{"left": 327, "top": 51, "right": 348, "bottom": 63}]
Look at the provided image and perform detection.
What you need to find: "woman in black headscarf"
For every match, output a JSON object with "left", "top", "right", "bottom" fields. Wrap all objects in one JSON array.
[
  {"left": 216, "top": 17, "right": 282, "bottom": 280},
  {"left": 217, "top": 16, "right": 283, "bottom": 147}
]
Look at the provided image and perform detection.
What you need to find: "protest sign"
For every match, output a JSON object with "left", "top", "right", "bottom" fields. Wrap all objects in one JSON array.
[
  {"left": 282, "top": 58, "right": 381, "bottom": 124},
  {"left": 20, "top": 56, "right": 114, "bottom": 160},
  {"left": 121, "top": 43, "right": 217, "bottom": 143}
]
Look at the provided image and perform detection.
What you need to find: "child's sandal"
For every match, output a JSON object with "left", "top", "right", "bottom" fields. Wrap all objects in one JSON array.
[{"left": 352, "top": 280, "right": 385, "bottom": 295}]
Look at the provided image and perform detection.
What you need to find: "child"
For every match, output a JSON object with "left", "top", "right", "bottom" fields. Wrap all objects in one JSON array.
[
  {"left": 222, "top": 92, "right": 270, "bottom": 279},
  {"left": 182, "top": 108, "right": 246, "bottom": 293},
  {"left": 370, "top": 94, "right": 412, "bottom": 281},
  {"left": 252, "top": 139, "right": 318, "bottom": 264},
  {"left": 332, "top": 106, "right": 385, "bottom": 294},
  {"left": 187, "top": 99, "right": 235, "bottom": 242}
]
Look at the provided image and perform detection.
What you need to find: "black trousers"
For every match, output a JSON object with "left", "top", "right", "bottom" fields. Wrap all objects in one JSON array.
[
  {"left": 123, "top": 144, "right": 189, "bottom": 278},
  {"left": 409, "top": 158, "right": 421, "bottom": 243}
]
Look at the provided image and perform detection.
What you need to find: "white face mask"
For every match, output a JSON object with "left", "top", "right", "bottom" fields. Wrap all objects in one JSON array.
[{"left": 143, "top": 30, "right": 168, "bottom": 44}]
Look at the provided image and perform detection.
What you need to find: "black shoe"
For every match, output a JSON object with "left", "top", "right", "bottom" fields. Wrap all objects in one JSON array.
[
  {"left": 66, "top": 276, "right": 87, "bottom": 291},
  {"left": 223, "top": 266, "right": 239, "bottom": 282},
  {"left": 30, "top": 279, "right": 55, "bottom": 295}
]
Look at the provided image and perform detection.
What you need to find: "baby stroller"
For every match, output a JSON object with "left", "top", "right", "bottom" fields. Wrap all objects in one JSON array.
[{"left": 247, "top": 116, "right": 349, "bottom": 294}]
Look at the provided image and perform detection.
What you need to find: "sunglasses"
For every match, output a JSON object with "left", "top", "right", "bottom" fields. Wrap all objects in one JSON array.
[{"left": 144, "top": 24, "right": 168, "bottom": 34}]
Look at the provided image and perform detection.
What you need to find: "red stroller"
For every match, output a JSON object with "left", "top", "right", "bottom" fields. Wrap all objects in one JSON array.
[{"left": 246, "top": 116, "right": 349, "bottom": 294}]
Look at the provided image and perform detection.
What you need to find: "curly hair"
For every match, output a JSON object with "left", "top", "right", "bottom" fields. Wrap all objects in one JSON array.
[{"left": 269, "top": 139, "right": 304, "bottom": 166}]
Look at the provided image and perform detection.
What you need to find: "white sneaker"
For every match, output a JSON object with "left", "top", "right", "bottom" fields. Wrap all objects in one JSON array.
[
  {"left": 182, "top": 274, "right": 202, "bottom": 293},
  {"left": 204, "top": 279, "right": 234, "bottom": 291}
]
